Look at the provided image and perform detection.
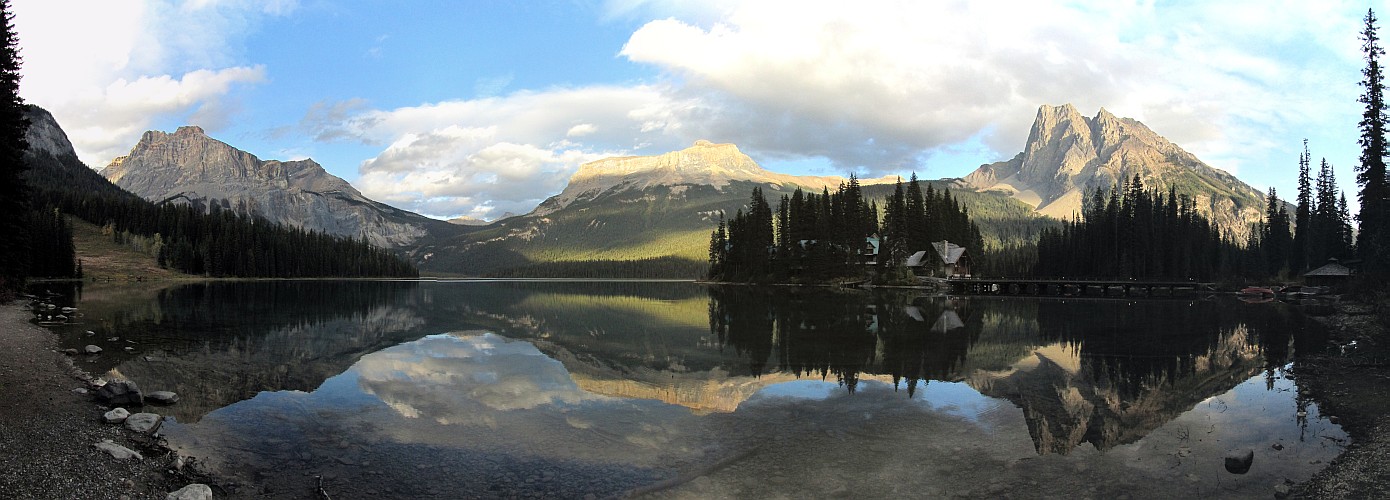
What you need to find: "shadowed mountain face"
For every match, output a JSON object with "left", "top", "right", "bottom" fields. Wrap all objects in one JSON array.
[
  {"left": 964, "top": 104, "right": 1269, "bottom": 241},
  {"left": 99, "top": 126, "right": 456, "bottom": 248},
  {"left": 21, "top": 105, "right": 139, "bottom": 201}
]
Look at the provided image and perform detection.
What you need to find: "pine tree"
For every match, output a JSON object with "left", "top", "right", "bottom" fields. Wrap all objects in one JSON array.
[
  {"left": 905, "top": 173, "right": 927, "bottom": 251},
  {"left": 1358, "top": 8, "right": 1390, "bottom": 275},
  {"left": 0, "top": 0, "right": 28, "bottom": 294},
  {"left": 1294, "top": 140, "right": 1313, "bottom": 273}
]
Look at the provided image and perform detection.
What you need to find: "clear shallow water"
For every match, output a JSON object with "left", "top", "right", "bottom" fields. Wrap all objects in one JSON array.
[{"left": 37, "top": 281, "right": 1345, "bottom": 498}]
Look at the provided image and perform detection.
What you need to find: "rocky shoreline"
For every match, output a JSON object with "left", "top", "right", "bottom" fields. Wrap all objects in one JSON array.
[
  {"left": 1293, "top": 299, "right": 1390, "bottom": 498},
  {"left": 0, "top": 303, "right": 218, "bottom": 499}
]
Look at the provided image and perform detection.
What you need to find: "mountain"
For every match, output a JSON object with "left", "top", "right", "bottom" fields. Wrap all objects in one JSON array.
[
  {"left": 100, "top": 126, "right": 454, "bottom": 248},
  {"left": 963, "top": 104, "right": 1267, "bottom": 240},
  {"left": 22, "top": 105, "right": 138, "bottom": 201},
  {"left": 413, "top": 140, "right": 913, "bottom": 276},
  {"left": 532, "top": 140, "right": 885, "bottom": 216},
  {"left": 447, "top": 215, "right": 490, "bottom": 226}
]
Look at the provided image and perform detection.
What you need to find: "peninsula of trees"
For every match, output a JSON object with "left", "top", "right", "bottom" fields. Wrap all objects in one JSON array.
[{"left": 708, "top": 175, "right": 982, "bottom": 283}]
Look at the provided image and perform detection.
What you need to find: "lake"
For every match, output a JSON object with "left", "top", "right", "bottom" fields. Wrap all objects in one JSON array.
[{"left": 35, "top": 280, "right": 1345, "bottom": 499}]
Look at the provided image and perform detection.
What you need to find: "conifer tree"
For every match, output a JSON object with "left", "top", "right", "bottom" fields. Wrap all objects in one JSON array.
[
  {"left": 1294, "top": 140, "right": 1312, "bottom": 272},
  {"left": 1357, "top": 8, "right": 1390, "bottom": 275},
  {"left": 0, "top": 0, "right": 28, "bottom": 294},
  {"left": 905, "top": 173, "right": 927, "bottom": 251}
]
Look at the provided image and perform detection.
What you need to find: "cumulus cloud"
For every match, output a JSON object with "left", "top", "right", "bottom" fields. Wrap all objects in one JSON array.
[
  {"left": 13, "top": 0, "right": 287, "bottom": 167},
  {"left": 618, "top": 0, "right": 1364, "bottom": 176},
  {"left": 318, "top": 86, "right": 697, "bottom": 219}
]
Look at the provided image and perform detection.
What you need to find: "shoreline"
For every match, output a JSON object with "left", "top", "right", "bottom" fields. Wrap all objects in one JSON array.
[
  {"left": 1293, "top": 298, "right": 1390, "bottom": 498},
  {"left": 0, "top": 302, "right": 219, "bottom": 499},
  {"left": 6, "top": 284, "right": 1385, "bottom": 498}
]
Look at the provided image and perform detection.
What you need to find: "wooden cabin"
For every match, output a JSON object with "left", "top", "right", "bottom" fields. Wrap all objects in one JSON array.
[
  {"left": 906, "top": 240, "right": 972, "bottom": 277},
  {"left": 1303, "top": 258, "right": 1351, "bottom": 289}
]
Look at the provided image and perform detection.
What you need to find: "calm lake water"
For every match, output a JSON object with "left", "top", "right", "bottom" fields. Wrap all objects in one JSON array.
[{"left": 36, "top": 280, "right": 1345, "bottom": 499}]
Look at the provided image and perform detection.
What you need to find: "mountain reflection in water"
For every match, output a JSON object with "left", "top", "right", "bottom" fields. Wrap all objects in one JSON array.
[{"left": 38, "top": 281, "right": 1343, "bottom": 498}]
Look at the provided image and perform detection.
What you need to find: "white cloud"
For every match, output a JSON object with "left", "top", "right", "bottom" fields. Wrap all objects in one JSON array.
[
  {"left": 617, "top": 0, "right": 1366, "bottom": 178},
  {"left": 320, "top": 86, "right": 696, "bottom": 220},
  {"left": 12, "top": 0, "right": 288, "bottom": 167},
  {"left": 566, "top": 123, "right": 597, "bottom": 137}
]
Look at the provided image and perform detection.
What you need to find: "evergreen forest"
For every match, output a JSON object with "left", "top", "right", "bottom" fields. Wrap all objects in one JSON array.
[{"left": 708, "top": 174, "right": 983, "bottom": 283}]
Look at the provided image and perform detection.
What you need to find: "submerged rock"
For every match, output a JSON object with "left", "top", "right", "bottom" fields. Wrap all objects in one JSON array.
[
  {"left": 147, "top": 391, "right": 179, "bottom": 405},
  {"left": 125, "top": 412, "right": 162, "bottom": 434},
  {"left": 62, "top": 348, "right": 78, "bottom": 356},
  {"left": 95, "top": 380, "right": 143, "bottom": 406},
  {"left": 83, "top": 345, "right": 102, "bottom": 354},
  {"left": 166, "top": 483, "right": 213, "bottom": 500},
  {"left": 1224, "top": 448, "right": 1254, "bottom": 474},
  {"left": 103, "top": 407, "right": 130, "bottom": 424},
  {"left": 93, "top": 440, "right": 142, "bottom": 460}
]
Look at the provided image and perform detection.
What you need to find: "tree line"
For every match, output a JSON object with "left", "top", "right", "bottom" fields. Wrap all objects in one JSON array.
[
  {"left": 708, "top": 174, "right": 983, "bottom": 283},
  {"left": 0, "top": 1, "right": 418, "bottom": 295},
  {"left": 1035, "top": 176, "right": 1233, "bottom": 280},
  {"left": 29, "top": 183, "right": 418, "bottom": 279},
  {"left": 1246, "top": 142, "right": 1355, "bottom": 279}
]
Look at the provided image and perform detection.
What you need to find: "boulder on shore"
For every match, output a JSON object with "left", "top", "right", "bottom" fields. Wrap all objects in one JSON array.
[
  {"left": 166, "top": 483, "right": 213, "bottom": 500},
  {"left": 93, "top": 440, "right": 142, "bottom": 460},
  {"left": 125, "top": 412, "right": 162, "bottom": 434},
  {"left": 147, "top": 391, "right": 179, "bottom": 405},
  {"left": 95, "top": 380, "right": 143, "bottom": 406},
  {"left": 103, "top": 407, "right": 130, "bottom": 424}
]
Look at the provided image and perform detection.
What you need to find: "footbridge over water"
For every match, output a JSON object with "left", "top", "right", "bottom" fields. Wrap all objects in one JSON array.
[{"left": 947, "top": 278, "right": 1217, "bottom": 297}]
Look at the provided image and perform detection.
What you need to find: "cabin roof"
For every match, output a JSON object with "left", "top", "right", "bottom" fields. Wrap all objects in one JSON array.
[
  {"left": 931, "top": 241, "right": 968, "bottom": 264},
  {"left": 905, "top": 250, "right": 928, "bottom": 267},
  {"left": 1303, "top": 260, "right": 1352, "bottom": 277}
]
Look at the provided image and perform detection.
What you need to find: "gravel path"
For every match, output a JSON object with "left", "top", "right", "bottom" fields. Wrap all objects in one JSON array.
[{"left": 0, "top": 302, "right": 214, "bottom": 499}]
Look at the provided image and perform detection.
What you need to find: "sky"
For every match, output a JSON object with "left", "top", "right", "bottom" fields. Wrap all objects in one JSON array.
[{"left": 11, "top": 0, "right": 1382, "bottom": 221}]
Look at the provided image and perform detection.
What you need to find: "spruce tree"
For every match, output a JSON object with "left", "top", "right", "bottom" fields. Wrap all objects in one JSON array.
[
  {"left": 1357, "top": 8, "right": 1390, "bottom": 275},
  {"left": 905, "top": 173, "right": 926, "bottom": 251},
  {"left": 1294, "top": 140, "right": 1312, "bottom": 272},
  {"left": 0, "top": 0, "right": 27, "bottom": 294}
]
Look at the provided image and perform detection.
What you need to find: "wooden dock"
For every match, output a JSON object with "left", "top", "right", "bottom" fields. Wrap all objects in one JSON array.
[{"left": 947, "top": 278, "right": 1216, "bottom": 297}]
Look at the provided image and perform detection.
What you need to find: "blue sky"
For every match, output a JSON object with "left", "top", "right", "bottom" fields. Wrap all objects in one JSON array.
[{"left": 12, "top": 0, "right": 1381, "bottom": 220}]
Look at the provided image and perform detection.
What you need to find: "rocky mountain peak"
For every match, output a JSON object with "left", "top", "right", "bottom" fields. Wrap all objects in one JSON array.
[
  {"left": 23, "top": 105, "right": 78, "bottom": 160},
  {"left": 100, "top": 126, "right": 442, "bottom": 247},
  {"left": 964, "top": 103, "right": 1267, "bottom": 240}
]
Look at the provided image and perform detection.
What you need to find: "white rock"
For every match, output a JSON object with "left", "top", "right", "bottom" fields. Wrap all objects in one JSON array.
[
  {"left": 166, "top": 483, "right": 213, "bottom": 500},
  {"left": 103, "top": 407, "right": 130, "bottom": 424},
  {"left": 125, "top": 412, "right": 162, "bottom": 434},
  {"left": 93, "top": 440, "right": 142, "bottom": 460},
  {"left": 84, "top": 345, "right": 102, "bottom": 354}
]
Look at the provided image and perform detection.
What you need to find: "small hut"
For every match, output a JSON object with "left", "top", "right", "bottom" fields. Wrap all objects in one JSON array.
[{"left": 1303, "top": 258, "right": 1352, "bottom": 288}]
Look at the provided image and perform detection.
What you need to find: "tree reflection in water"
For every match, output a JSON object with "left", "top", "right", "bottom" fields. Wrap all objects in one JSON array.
[{"left": 707, "top": 286, "right": 1328, "bottom": 455}]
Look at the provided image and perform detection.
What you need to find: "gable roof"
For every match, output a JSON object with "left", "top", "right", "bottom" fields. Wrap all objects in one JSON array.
[
  {"left": 905, "top": 250, "right": 928, "bottom": 267},
  {"left": 1303, "top": 260, "right": 1352, "bottom": 277},
  {"left": 931, "top": 241, "right": 968, "bottom": 265}
]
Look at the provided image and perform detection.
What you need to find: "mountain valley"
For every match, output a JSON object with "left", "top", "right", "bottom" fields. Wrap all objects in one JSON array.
[{"left": 39, "top": 103, "right": 1284, "bottom": 277}]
